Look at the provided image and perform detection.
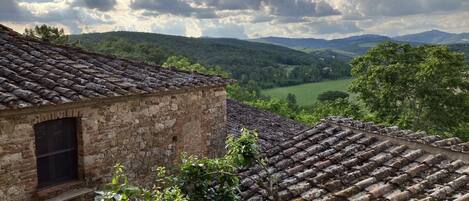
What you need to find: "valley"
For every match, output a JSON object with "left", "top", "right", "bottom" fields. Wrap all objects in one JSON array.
[
  {"left": 73, "top": 30, "right": 469, "bottom": 107},
  {"left": 72, "top": 32, "right": 350, "bottom": 89}
]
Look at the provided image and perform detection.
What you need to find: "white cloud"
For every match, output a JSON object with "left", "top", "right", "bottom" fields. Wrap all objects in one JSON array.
[
  {"left": 201, "top": 20, "right": 247, "bottom": 38},
  {"left": 1, "top": 0, "right": 469, "bottom": 38}
]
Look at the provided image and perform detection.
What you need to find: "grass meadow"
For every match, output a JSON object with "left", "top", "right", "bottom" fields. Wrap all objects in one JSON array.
[{"left": 262, "top": 79, "right": 353, "bottom": 106}]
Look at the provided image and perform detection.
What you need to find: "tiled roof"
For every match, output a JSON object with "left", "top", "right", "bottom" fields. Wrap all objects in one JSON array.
[
  {"left": 227, "top": 101, "right": 469, "bottom": 201},
  {"left": 0, "top": 24, "right": 231, "bottom": 111},
  {"left": 325, "top": 117, "right": 469, "bottom": 154},
  {"left": 227, "top": 99, "right": 309, "bottom": 151}
]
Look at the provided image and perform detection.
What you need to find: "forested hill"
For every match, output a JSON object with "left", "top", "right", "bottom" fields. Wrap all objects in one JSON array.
[
  {"left": 254, "top": 34, "right": 392, "bottom": 49},
  {"left": 449, "top": 43, "right": 469, "bottom": 62},
  {"left": 255, "top": 34, "right": 469, "bottom": 62},
  {"left": 71, "top": 32, "right": 350, "bottom": 89},
  {"left": 394, "top": 30, "right": 469, "bottom": 44}
]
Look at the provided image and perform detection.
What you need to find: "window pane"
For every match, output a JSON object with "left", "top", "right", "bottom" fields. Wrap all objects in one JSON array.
[
  {"left": 35, "top": 118, "right": 76, "bottom": 156},
  {"left": 37, "top": 151, "right": 77, "bottom": 187}
]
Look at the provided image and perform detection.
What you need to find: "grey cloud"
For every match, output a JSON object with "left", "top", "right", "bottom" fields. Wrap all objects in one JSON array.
[
  {"left": 0, "top": 0, "right": 112, "bottom": 34},
  {"left": 130, "top": 0, "right": 339, "bottom": 20},
  {"left": 195, "top": 0, "right": 262, "bottom": 10},
  {"left": 266, "top": 0, "right": 340, "bottom": 17},
  {"left": 352, "top": 0, "right": 465, "bottom": 17},
  {"left": 0, "top": 0, "right": 32, "bottom": 21},
  {"left": 18, "top": 0, "right": 55, "bottom": 2},
  {"left": 194, "top": 0, "right": 339, "bottom": 17},
  {"left": 251, "top": 15, "right": 275, "bottom": 23},
  {"left": 131, "top": 0, "right": 216, "bottom": 18},
  {"left": 71, "top": 0, "right": 117, "bottom": 12},
  {"left": 272, "top": 16, "right": 311, "bottom": 24}
]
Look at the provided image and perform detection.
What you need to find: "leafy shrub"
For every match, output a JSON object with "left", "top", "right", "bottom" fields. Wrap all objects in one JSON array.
[
  {"left": 226, "top": 84, "right": 258, "bottom": 102},
  {"left": 95, "top": 165, "right": 188, "bottom": 201},
  {"left": 163, "top": 56, "right": 230, "bottom": 77},
  {"left": 248, "top": 98, "right": 296, "bottom": 119},
  {"left": 95, "top": 129, "right": 260, "bottom": 201},
  {"left": 286, "top": 93, "right": 298, "bottom": 111},
  {"left": 446, "top": 122, "right": 469, "bottom": 141},
  {"left": 310, "top": 98, "right": 363, "bottom": 122},
  {"left": 317, "top": 91, "right": 349, "bottom": 102}
]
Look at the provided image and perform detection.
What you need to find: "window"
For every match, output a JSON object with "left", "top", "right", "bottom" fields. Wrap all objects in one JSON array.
[{"left": 34, "top": 118, "right": 78, "bottom": 188}]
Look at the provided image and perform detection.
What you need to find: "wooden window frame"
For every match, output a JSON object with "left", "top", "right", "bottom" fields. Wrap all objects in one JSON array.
[{"left": 34, "top": 118, "right": 79, "bottom": 188}]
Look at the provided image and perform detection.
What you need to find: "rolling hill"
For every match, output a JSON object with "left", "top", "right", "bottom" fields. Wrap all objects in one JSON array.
[
  {"left": 254, "top": 30, "right": 469, "bottom": 60},
  {"left": 253, "top": 34, "right": 399, "bottom": 58},
  {"left": 449, "top": 43, "right": 469, "bottom": 62},
  {"left": 253, "top": 34, "right": 391, "bottom": 49},
  {"left": 394, "top": 30, "right": 469, "bottom": 44},
  {"left": 71, "top": 31, "right": 350, "bottom": 89}
]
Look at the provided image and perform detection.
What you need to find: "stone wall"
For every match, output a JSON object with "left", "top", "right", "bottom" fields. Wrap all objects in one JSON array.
[{"left": 0, "top": 86, "right": 227, "bottom": 201}]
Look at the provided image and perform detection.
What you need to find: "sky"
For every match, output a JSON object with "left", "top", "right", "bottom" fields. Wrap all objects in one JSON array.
[{"left": 1, "top": 0, "right": 469, "bottom": 39}]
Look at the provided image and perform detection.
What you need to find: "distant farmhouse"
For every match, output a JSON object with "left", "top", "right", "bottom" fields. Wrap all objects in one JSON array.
[
  {"left": 0, "top": 24, "right": 231, "bottom": 200},
  {"left": 1, "top": 24, "right": 469, "bottom": 201}
]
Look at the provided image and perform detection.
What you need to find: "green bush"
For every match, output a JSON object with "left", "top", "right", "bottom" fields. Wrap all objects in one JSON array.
[
  {"left": 95, "top": 129, "right": 260, "bottom": 201},
  {"left": 317, "top": 91, "right": 349, "bottom": 102}
]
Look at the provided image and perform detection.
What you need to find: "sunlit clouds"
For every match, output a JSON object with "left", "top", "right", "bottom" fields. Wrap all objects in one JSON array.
[{"left": 1, "top": 0, "right": 468, "bottom": 39}]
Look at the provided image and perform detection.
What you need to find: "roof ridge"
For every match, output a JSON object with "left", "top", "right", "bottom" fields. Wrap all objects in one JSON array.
[
  {"left": 0, "top": 23, "right": 231, "bottom": 81},
  {"left": 323, "top": 116, "right": 469, "bottom": 154}
]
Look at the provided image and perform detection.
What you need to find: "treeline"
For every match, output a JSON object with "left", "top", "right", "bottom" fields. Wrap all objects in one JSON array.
[
  {"left": 449, "top": 43, "right": 469, "bottom": 63},
  {"left": 72, "top": 32, "right": 350, "bottom": 89}
]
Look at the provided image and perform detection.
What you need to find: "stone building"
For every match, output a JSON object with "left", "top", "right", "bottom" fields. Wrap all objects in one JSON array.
[{"left": 0, "top": 25, "right": 231, "bottom": 200}]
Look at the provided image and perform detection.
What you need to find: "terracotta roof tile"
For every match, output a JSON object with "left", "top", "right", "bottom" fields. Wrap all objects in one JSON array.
[
  {"left": 0, "top": 24, "right": 232, "bottom": 111},
  {"left": 227, "top": 100, "right": 469, "bottom": 200}
]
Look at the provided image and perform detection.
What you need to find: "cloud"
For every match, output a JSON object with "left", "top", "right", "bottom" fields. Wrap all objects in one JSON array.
[
  {"left": 71, "top": 0, "right": 117, "bottom": 12},
  {"left": 266, "top": 0, "right": 340, "bottom": 18},
  {"left": 194, "top": 0, "right": 262, "bottom": 10},
  {"left": 362, "top": 0, "right": 460, "bottom": 16},
  {"left": 0, "top": 0, "right": 32, "bottom": 21},
  {"left": 0, "top": 0, "right": 114, "bottom": 34},
  {"left": 18, "top": 0, "right": 55, "bottom": 2},
  {"left": 131, "top": 0, "right": 216, "bottom": 19},
  {"left": 2, "top": 0, "right": 469, "bottom": 38},
  {"left": 130, "top": 0, "right": 339, "bottom": 20},
  {"left": 201, "top": 22, "right": 247, "bottom": 38},
  {"left": 150, "top": 19, "right": 188, "bottom": 36},
  {"left": 333, "top": 0, "right": 468, "bottom": 18}
]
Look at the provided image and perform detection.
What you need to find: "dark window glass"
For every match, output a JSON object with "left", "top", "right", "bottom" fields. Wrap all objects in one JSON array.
[{"left": 34, "top": 118, "right": 78, "bottom": 188}]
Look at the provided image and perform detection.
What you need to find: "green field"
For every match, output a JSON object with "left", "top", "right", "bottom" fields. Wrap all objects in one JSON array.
[{"left": 262, "top": 79, "right": 353, "bottom": 106}]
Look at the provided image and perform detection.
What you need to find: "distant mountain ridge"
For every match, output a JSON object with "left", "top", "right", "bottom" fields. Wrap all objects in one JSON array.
[
  {"left": 394, "top": 30, "right": 469, "bottom": 44},
  {"left": 254, "top": 30, "right": 469, "bottom": 48},
  {"left": 252, "top": 34, "right": 392, "bottom": 49},
  {"left": 252, "top": 30, "right": 469, "bottom": 58}
]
